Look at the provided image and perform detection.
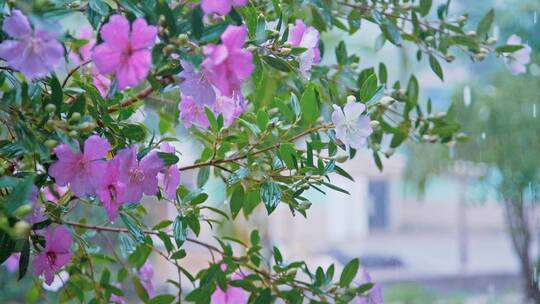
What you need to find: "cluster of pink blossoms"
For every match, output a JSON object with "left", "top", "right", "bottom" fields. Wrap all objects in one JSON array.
[
  {"left": 48, "top": 135, "right": 180, "bottom": 220},
  {"left": 178, "top": 25, "right": 254, "bottom": 128}
]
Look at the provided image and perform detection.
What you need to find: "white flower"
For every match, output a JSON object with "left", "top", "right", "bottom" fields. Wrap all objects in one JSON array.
[
  {"left": 332, "top": 100, "right": 373, "bottom": 149},
  {"left": 504, "top": 34, "right": 532, "bottom": 75}
]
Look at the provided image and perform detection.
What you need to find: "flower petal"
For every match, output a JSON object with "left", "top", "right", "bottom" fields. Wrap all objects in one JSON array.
[
  {"left": 3, "top": 10, "right": 32, "bottom": 39},
  {"left": 131, "top": 18, "right": 157, "bottom": 50},
  {"left": 100, "top": 15, "right": 130, "bottom": 50}
]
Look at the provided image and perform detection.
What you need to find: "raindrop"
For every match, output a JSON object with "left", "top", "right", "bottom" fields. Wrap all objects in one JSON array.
[
  {"left": 533, "top": 104, "right": 537, "bottom": 118},
  {"left": 463, "top": 86, "right": 472, "bottom": 107},
  {"left": 492, "top": 25, "right": 500, "bottom": 40},
  {"left": 534, "top": 12, "right": 537, "bottom": 24},
  {"left": 481, "top": 132, "right": 486, "bottom": 140}
]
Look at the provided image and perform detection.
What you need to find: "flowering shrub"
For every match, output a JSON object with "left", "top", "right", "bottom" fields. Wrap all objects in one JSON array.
[{"left": 0, "top": 0, "right": 529, "bottom": 303}]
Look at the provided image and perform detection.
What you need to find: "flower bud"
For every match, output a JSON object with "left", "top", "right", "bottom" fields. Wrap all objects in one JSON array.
[
  {"left": 474, "top": 52, "right": 487, "bottom": 61},
  {"left": 13, "top": 221, "right": 31, "bottom": 239},
  {"left": 445, "top": 54, "right": 456, "bottom": 62},
  {"left": 163, "top": 44, "right": 176, "bottom": 55},
  {"left": 282, "top": 41, "right": 292, "bottom": 48},
  {"left": 69, "top": 112, "right": 81, "bottom": 122},
  {"left": 466, "top": 30, "right": 476, "bottom": 37},
  {"left": 486, "top": 37, "right": 497, "bottom": 45},
  {"left": 384, "top": 148, "right": 395, "bottom": 157},
  {"left": 78, "top": 122, "right": 96, "bottom": 132},
  {"left": 68, "top": 130, "right": 78, "bottom": 137},
  {"left": 425, "top": 35, "right": 435, "bottom": 42},
  {"left": 370, "top": 120, "right": 380, "bottom": 129},
  {"left": 436, "top": 112, "right": 447, "bottom": 119},
  {"left": 13, "top": 204, "right": 32, "bottom": 218},
  {"left": 45, "top": 103, "right": 56, "bottom": 114},
  {"left": 177, "top": 34, "right": 189, "bottom": 45},
  {"left": 246, "top": 45, "right": 258, "bottom": 52},
  {"left": 457, "top": 15, "right": 468, "bottom": 22},
  {"left": 346, "top": 95, "right": 357, "bottom": 103},
  {"left": 279, "top": 48, "right": 291, "bottom": 56},
  {"left": 44, "top": 139, "right": 58, "bottom": 149},
  {"left": 380, "top": 96, "right": 395, "bottom": 107},
  {"left": 158, "top": 15, "right": 166, "bottom": 26}
]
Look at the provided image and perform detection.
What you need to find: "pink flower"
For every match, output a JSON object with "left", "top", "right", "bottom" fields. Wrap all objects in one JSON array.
[
  {"left": 202, "top": 25, "right": 254, "bottom": 97},
  {"left": 110, "top": 283, "right": 127, "bottom": 304},
  {"left": 213, "top": 92, "right": 246, "bottom": 126},
  {"left": 92, "top": 156, "right": 128, "bottom": 221},
  {"left": 0, "top": 10, "right": 64, "bottom": 80},
  {"left": 356, "top": 270, "right": 383, "bottom": 304},
  {"left": 201, "top": 0, "right": 248, "bottom": 15},
  {"left": 48, "top": 135, "right": 111, "bottom": 197},
  {"left": 179, "top": 95, "right": 210, "bottom": 128},
  {"left": 289, "top": 19, "right": 321, "bottom": 78},
  {"left": 139, "top": 262, "right": 155, "bottom": 298},
  {"left": 69, "top": 27, "right": 111, "bottom": 97},
  {"left": 34, "top": 226, "right": 73, "bottom": 285},
  {"left": 179, "top": 60, "right": 216, "bottom": 106},
  {"left": 92, "top": 15, "right": 157, "bottom": 90},
  {"left": 117, "top": 146, "right": 164, "bottom": 203},
  {"left": 4, "top": 253, "right": 20, "bottom": 272},
  {"left": 178, "top": 61, "right": 246, "bottom": 128},
  {"left": 158, "top": 143, "right": 180, "bottom": 200},
  {"left": 69, "top": 27, "right": 94, "bottom": 65},
  {"left": 504, "top": 34, "right": 532, "bottom": 75},
  {"left": 210, "top": 272, "right": 248, "bottom": 304},
  {"left": 43, "top": 185, "right": 68, "bottom": 204}
]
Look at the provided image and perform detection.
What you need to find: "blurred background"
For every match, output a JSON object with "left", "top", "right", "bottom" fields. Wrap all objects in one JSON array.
[{"left": 1, "top": 0, "right": 539, "bottom": 303}]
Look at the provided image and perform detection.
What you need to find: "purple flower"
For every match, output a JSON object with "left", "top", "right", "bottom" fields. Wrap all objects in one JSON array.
[
  {"left": 69, "top": 27, "right": 111, "bottom": 97},
  {"left": 213, "top": 92, "right": 246, "bottom": 127},
  {"left": 4, "top": 253, "right": 20, "bottom": 272},
  {"left": 210, "top": 272, "right": 248, "bottom": 304},
  {"left": 504, "top": 34, "right": 532, "bottom": 75},
  {"left": 48, "top": 135, "right": 111, "bottom": 197},
  {"left": 332, "top": 99, "right": 373, "bottom": 149},
  {"left": 34, "top": 226, "right": 73, "bottom": 285},
  {"left": 289, "top": 19, "right": 321, "bottom": 78},
  {"left": 201, "top": 0, "right": 248, "bottom": 15},
  {"left": 178, "top": 61, "right": 247, "bottom": 128},
  {"left": 158, "top": 143, "right": 180, "bottom": 200},
  {"left": 202, "top": 25, "right": 254, "bottom": 97},
  {"left": 139, "top": 262, "right": 156, "bottom": 298},
  {"left": 179, "top": 60, "right": 216, "bottom": 106},
  {"left": 110, "top": 283, "right": 127, "bottom": 304},
  {"left": 42, "top": 185, "right": 68, "bottom": 204},
  {"left": 0, "top": 10, "right": 64, "bottom": 80},
  {"left": 92, "top": 156, "right": 128, "bottom": 221},
  {"left": 117, "top": 146, "right": 164, "bottom": 203},
  {"left": 179, "top": 95, "right": 211, "bottom": 128},
  {"left": 92, "top": 15, "right": 157, "bottom": 90},
  {"left": 356, "top": 270, "right": 383, "bottom": 304}
]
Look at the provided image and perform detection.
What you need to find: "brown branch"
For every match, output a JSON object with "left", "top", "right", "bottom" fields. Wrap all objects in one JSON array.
[
  {"left": 177, "top": 124, "right": 332, "bottom": 172},
  {"left": 108, "top": 76, "right": 175, "bottom": 113}
]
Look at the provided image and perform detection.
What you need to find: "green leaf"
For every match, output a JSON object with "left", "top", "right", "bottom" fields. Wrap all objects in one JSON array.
[
  {"left": 254, "top": 288, "right": 272, "bottom": 304},
  {"left": 197, "top": 166, "right": 210, "bottom": 188},
  {"left": 89, "top": 0, "right": 110, "bottom": 16},
  {"left": 157, "top": 152, "right": 179, "bottom": 166},
  {"left": 496, "top": 44, "right": 524, "bottom": 53},
  {"left": 335, "top": 41, "right": 348, "bottom": 65},
  {"left": 429, "top": 55, "right": 444, "bottom": 81},
  {"left": 132, "top": 276, "right": 150, "bottom": 302},
  {"left": 0, "top": 230, "right": 15, "bottom": 265},
  {"left": 230, "top": 185, "right": 244, "bottom": 219},
  {"left": 339, "top": 258, "right": 360, "bottom": 287},
  {"left": 261, "top": 182, "right": 281, "bottom": 214},
  {"left": 204, "top": 106, "right": 219, "bottom": 132},
  {"left": 360, "top": 74, "right": 377, "bottom": 102},
  {"left": 418, "top": 0, "right": 432, "bottom": 17},
  {"left": 18, "top": 239, "right": 30, "bottom": 280},
  {"left": 476, "top": 9, "right": 494, "bottom": 37},
  {"left": 262, "top": 55, "right": 292, "bottom": 72},
  {"left": 279, "top": 143, "right": 297, "bottom": 169},
  {"left": 120, "top": 214, "right": 145, "bottom": 243},
  {"left": 6, "top": 175, "right": 34, "bottom": 216},
  {"left": 173, "top": 216, "right": 187, "bottom": 246},
  {"left": 49, "top": 75, "right": 63, "bottom": 117},
  {"left": 382, "top": 20, "right": 402, "bottom": 46},
  {"left": 122, "top": 124, "right": 147, "bottom": 142},
  {"left": 148, "top": 294, "right": 176, "bottom": 304},
  {"left": 300, "top": 83, "right": 319, "bottom": 123},
  {"left": 256, "top": 109, "right": 269, "bottom": 130}
]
